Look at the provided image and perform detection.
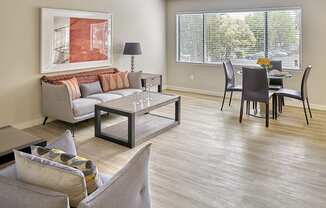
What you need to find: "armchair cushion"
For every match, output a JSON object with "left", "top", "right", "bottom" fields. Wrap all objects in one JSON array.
[
  {"left": 0, "top": 176, "right": 69, "bottom": 208},
  {"left": 0, "top": 164, "right": 17, "bottom": 179},
  {"left": 72, "top": 98, "right": 101, "bottom": 117},
  {"left": 14, "top": 150, "right": 87, "bottom": 207}
]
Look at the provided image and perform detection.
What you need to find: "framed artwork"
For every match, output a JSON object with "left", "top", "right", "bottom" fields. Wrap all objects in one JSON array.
[{"left": 41, "top": 8, "right": 112, "bottom": 73}]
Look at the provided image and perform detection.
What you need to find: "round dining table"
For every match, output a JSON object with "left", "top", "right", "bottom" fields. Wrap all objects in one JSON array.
[{"left": 236, "top": 68, "right": 293, "bottom": 79}]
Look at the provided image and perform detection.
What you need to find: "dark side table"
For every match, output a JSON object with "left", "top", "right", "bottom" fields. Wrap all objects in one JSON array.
[{"left": 141, "top": 73, "right": 163, "bottom": 93}]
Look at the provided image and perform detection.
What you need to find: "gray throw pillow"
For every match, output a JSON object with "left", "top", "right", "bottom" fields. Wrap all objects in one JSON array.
[
  {"left": 80, "top": 81, "right": 103, "bottom": 98},
  {"left": 128, "top": 71, "right": 142, "bottom": 89}
]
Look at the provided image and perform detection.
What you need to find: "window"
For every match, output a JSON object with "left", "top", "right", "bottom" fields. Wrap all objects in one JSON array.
[
  {"left": 177, "top": 14, "right": 204, "bottom": 63},
  {"left": 176, "top": 9, "right": 302, "bottom": 70}
]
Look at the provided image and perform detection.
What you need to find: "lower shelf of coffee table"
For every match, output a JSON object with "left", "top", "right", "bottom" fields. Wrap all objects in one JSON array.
[{"left": 100, "top": 114, "right": 179, "bottom": 145}]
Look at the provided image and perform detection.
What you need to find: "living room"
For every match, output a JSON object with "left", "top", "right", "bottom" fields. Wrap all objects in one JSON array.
[{"left": 1, "top": 0, "right": 326, "bottom": 207}]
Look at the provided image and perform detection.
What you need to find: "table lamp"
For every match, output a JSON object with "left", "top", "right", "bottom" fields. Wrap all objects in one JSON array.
[{"left": 123, "top": 42, "right": 142, "bottom": 72}]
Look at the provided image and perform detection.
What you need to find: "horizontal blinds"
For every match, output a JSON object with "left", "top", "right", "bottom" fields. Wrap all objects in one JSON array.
[
  {"left": 205, "top": 12, "right": 265, "bottom": 66},
  {"left": 176, "top": 9, "right": 301, "bottom": 70},
  {"left": 177, "top": 14, "right": 204, "bottom": 63},
  {"left": 268, "top": 10, "right": 301, "bottom": 69}
]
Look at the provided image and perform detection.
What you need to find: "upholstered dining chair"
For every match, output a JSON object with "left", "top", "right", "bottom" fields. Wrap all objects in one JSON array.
[
  {"left": 240, "top": 67, "right": 276, "bottom": 127},
  {"left": 221, "top": 61, "right": 242, "bottom": 111},
  {"left": 269, "top": 60, "right": 283, "bottom": 90},
  {"left": 269, "top": 60, "right": 285, "bottom": 112},
  {"left": 275, "top": 65, "right": 312, "bottom": 125}
]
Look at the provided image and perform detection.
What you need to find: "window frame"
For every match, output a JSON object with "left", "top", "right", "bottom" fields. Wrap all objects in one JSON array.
[{"left": 176, "top": 7, "right": 303, "bottom": 71}]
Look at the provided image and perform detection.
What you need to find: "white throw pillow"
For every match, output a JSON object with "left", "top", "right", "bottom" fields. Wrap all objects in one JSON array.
[
  {"left": 14, "top": 150, "right": 87, "bottom": 207},
  {"left": 47, "top": 130, "right": 77, "bottom": 156}
]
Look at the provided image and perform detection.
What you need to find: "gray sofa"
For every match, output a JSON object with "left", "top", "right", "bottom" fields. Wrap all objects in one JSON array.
[
  {"left": 0, "top": 138, "right": 151, "bottom": 208},
  {"left": 41, "top": 69, "right": 142, "bottom": 134}
]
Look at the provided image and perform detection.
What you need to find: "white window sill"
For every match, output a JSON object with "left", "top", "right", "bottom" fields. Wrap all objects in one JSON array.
[{"left": 175, "top": 61, "right": 302, "bottom": 72}]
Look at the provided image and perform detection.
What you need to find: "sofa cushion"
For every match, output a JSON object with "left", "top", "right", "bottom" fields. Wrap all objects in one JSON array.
[
  {"left": 59, "top": 77, "right": 81, "bottom": 100},
  {"left": 47, "top": 130, "right": 77, "bottom": 156},
  {"left": 72, "top": 98, "right": 101, "bottom": 117},
  {"left": 14, "top": 150, "right": 87, "bottom": 207},
  {"left": 99, "top": 72, "right": 130, "bottom": 92},
  {"left": 87, "top": 93, "right": 122, "bottom": 103},
  {"left": 32, "top": 146, "right": 102, "bottom": 195},
  {"left": 80, "top": 81, "right": 103, "bottom": 98},
  {"left": 128, "top": 71, "right": 142, "bottom": 89},
  {"left": 108, "top": 89, "right": 142, "bottom": 97}
]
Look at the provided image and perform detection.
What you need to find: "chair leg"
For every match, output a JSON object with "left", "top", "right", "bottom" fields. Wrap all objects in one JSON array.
[
  {"left": 240, "top": 99, "right": 244, "bottom": 123},
  {"left": 278, "top": 96, "right": 283, "bottom": 113},
  {"left": 272, "top": 96, "right": 275, "bottom": 120},
  {"left": 274, "top": 95, "right": 278, "bottom": 120},
  {"left": 266, "top": 103, "right": 269, "bottom": 127},
  {"left": 42, "top": 117, "right": 48, "bottom": 126},
  {"left": 306, "top": 97, "right": 313, "bottom": 118},
  {"left": 221, "top": 90, "right": 227, "bottom": 111},
  {"left": 229, "top": 91, "right": 233, "bottom": 106},
  {"left": 302, "top": 101, "right": 309, "bottom": 125},
  {"left": 246, "top": 101, "right": 250, "bottom": 115}
]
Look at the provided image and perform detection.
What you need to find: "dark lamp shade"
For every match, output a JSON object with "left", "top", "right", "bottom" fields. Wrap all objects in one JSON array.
[{"left": 123, "top": 42, "right": 142, "bottom": 55}]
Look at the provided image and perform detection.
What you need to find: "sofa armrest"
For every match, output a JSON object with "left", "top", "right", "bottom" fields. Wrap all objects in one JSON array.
[
  {"left": 0, "top": 176, "right": 69, "bottom": 208},
  {"left": 41, "top": 82, "right": 75, "bottom": 123},
  {"left": 78, "top": 144, "right": 152, "bottom": 208}
]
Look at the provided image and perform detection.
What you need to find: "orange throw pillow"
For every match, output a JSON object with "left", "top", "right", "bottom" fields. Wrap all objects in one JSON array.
[
  {"left": 60, "top": 77, "right": 81, "bottom": 100},
  {"left": 99, "top": 72, "right": 130, "bottom": 92}
]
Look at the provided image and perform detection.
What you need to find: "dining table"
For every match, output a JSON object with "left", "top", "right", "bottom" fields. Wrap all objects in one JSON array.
[{"left": 236, "top": 67, "right": 293, "bottom": 79}]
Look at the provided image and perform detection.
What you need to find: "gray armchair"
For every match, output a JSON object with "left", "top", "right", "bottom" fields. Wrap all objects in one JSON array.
[{"left": 0, "top": 135, "right": 152, "bottom": 208}]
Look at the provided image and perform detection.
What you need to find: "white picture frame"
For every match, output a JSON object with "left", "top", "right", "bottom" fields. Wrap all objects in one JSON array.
[{"left": 41, "top": 8, "right": 112, "bottom": 74}]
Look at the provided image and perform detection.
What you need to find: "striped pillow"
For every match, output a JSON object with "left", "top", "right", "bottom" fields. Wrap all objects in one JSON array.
[
  {"left": 31, "top": 146, "right": 103, "bottom": 195},
  {"left": 60, "top": 77, "right": 81, "bottom": 100},
  {"left": 99, "top": 72, "right": 130, "bottom": 92}
]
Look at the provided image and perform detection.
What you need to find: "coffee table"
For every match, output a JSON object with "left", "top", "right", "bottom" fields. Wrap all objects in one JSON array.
[
  {"left": 95, "top": 92, "right": 181, "bottom": 148},
  {"left": 0, "top": 126, "right": 47, "bottom": 165}
]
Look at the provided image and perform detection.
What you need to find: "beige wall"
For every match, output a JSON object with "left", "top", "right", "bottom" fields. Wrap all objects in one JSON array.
[
  {"left": 167, "top": 0, "right": 326, "bottom": 109},
  {"left": 0, "top": 0, "right": 166, "bottom": 128}
]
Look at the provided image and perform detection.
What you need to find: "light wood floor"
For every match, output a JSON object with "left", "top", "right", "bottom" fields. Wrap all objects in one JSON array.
[{"left": 25, "top": 91, "right": 326, "bottom": 208}]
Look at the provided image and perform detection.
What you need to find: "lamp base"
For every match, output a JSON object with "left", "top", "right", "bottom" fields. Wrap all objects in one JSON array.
[{"left": 131, "top": 56, "right": 135, "bottom": 72}]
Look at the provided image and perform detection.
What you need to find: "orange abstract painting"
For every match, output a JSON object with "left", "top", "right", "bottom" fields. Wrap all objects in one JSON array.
[{"left": 69, "top": 18, "right": 109, "bottom": 63}]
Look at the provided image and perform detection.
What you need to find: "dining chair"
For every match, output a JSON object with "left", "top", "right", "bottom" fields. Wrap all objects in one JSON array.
[
  {"left": 269, "top": 60, "right": 285, "bottom": 112},
  {"left": 269, "top": 60, "right": 283, "bottom": 90},
  {"left": 240, "top": 67, "right": 276, "bottom": 127},
  {"left": 275, "top": 66, "right": 312, "bottom": 125},
  {"left": 221, "top": 61, "right": 242, "bottom": 111}
]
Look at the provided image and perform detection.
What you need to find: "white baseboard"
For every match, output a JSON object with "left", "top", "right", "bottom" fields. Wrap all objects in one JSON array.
[
  {"left": 11, "top": 85, "right": 326, "bottom": 130},
  {"left": 14, "top": 117, "right": 54, "bottom": 130},
  {"left": 166, "top": 85, "right": 326, "bottom": 111}
]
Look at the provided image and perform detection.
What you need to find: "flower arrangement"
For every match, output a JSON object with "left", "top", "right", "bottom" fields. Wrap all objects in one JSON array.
[{"left": 257, "top": 58, "right": 272, "bottom": 70}]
